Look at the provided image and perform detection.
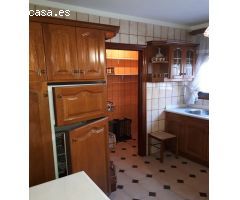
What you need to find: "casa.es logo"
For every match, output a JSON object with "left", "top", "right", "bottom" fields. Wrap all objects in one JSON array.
[{"left": 29, "top": 9, "right": 70, "bottom": 17}]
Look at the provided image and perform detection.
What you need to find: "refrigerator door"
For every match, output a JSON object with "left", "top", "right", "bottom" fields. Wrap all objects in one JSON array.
[
  {"left": 53, "top": 84, "right": 107, "bottom": 126},
  {"left": 68, "top": 117, "right": 109, "bottom": 193}
]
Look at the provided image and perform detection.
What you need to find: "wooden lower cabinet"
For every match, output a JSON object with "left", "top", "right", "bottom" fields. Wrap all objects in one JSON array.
[
  {"left": 29, "top": 82, "right": 55, "bottom": 186},
  {"left": 165, "top": 112, "right": 209, "bottom": 166},
  {"left": 68, "top": 117, "right": 109, "bottom": 193}
]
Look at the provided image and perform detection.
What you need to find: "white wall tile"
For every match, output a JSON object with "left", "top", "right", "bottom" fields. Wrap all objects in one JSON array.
[
  {"left": 147, "top": 82, "right": 153, "bottom": 88},
  {"left": 161, "top": 26, "right": 168, "bottom": 39},
  {"left": 100, "top": 16, "right": 110, "bottom": 24},
  {"left": 35, "top": 5, "right": 49, "bottom": 11},
  {"left": 203, "top": 100, "right": 209, "bottom": 107},
  {"left": 29, "top": 4, "right": 35, "bottom": 11},
  {"left": 153, "top": 25, "right": 160, "bottom": 37},
  {"left": 151, "top": 110, "right": 159, "bottom": 122},
  {"left": 138, "top": 22, "right": 146, "bottom": 36},
  {"left": 159, "top": 87, "right": 165, "bottom": 98},
  {"left": 146, "top": 36, "right": 153, "bottom": 42},
  {"left": 159, "top": 109, "right": 165, "bottom": 120},
  {"left": 152, "top": 87, "right": 159, "bottom": 98},
  {"left": 137, "top": 35, "right": 145, "bottom": 45},
  {"left": 196, "top": 99, "right": 203, "bottom": 105},
  {"left": 159, "top": 98, "right": 166, "bottom": 109},
  {"left": 180, "top": 29, "right": 187, "bottom": 41},
  {"left": 65, "top": 11, "right": 76, "bottom": 20},
  {"left": 110, "top": 18, "right": 119, "bottom": 26},
  {"left": 147, "top": 88, "right": 152, "bottom": 100},
  {"left": 172, "top": 85, "right": 179, "bottom": 97},
  {"left": 51, "top": 7, "right": 64, "bottom": 18},
  {"left": 153, "top": 37, "right": 161, "bottom": 41},
  {"left": 120, "top": 19, "right": 129, "bottom": 34},
  {"left": 166, "top": 97, "right": 172, "bottom": 106},
  {"left": 165, "top": 86, "right": 172, "bottom": 97},
  {"left": 171, "top": 96, "right": 178, "bottom": 105},
  {"left": 111, "top": 33, "right": 120, "bottom": 43},
  {"left": 130, "top": 35, "right": 138, "bottom": 44},
  {"left": 89, "top": 14, "right": 99, "bottom": 23},
  {"left": 130, "top": 21, "right": 138, "bottom": 35},
  {"left": 168, "top": 27, "right": 174, "bottom": 39},
  {"left": 174, "top": 29, "right": 181, "bottom": 40},
  {"left": 151, "top": 121, "right": 159, "bottom": 132},
  {"left": 147, "top": 111, "right": 152, "bottom": 122},
  {"left": 146, "top": 24, "right": 153, "bottom": 37},
  {"left": 147, "top": 99, "right": 152, "bottom": 111},
  {"left": 147, "top": 122, "right": 152, "bottom": 133},
  {"left": 77, "top": 12, "right": 89, "bottom": 22},
  {"left": 151, "top": 99, "right": 159, "bottom": 110},
  {"left": 119, "top": 33, "right": 129, "bottom": 43},
  {"left": 158, "top": 120, "right": 165, "bottom": 131}
]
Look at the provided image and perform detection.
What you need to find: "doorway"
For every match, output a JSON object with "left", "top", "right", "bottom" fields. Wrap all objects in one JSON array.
[{"left": 105, "top": 43, "right": 146, "bottom": 156}]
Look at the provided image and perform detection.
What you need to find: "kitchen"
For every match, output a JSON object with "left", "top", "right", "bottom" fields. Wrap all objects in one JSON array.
[
  {"left": 28, "top": 0, "right": 210, "bottom": 199},
  {"left": 2, "top": 0, "right": 238, "bottom": 199}
]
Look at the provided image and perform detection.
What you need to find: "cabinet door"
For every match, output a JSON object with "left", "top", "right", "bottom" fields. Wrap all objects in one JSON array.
[
  {"left": 165, "top": 116, "right": 185, "bottom": 153},
  {"left": 170, "top": 46, "right": 183, "bottom": 79},
  {"left": 29, "top": 22, "right": 47, "bottom": 82},
  {"left": 43, "top": 24, "right": 79, "bottom": 81},
  {"left": 183, "top": 47, "right": 196, "bottom": 79},
  {"left": 76, "top": 28, "right": 106, "bottom": 80},
  {"left": 54, "top": 84, "right": 107, "bottom": 126},
  {"left": 185, "top": 123, "right": 206, "bottom": 160},
  {"left": 69, "top": 117, "right": 109, "bottom": 193},
  {"left": 29, "top": 82, "right": 55, "bottom": 186}
]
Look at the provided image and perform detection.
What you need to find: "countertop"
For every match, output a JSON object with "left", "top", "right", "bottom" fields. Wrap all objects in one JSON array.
[
  {"left": 29, "top": 171, "right": 110, "bottom": 200},
  {"left": 165, "top": 105, "right": 209, "bottom": 120}
]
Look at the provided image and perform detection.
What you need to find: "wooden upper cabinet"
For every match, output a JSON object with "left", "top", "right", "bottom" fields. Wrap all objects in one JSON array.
[
  {"left": 29, "top": 22, "right": 47, "bottom": 82},
  {"left": 54, "top": 84, "right": 107, "bottom": 126},
  {"left": 76, "top": 28, "right": 106, "bottom": 80},
  {"left": 29, "top": 82, "right": 55, "bottom": 186},
  {"left": 69, "top": 117, "right": 109, "bottom": 193},
  {"left": 43, "top": 24, "right": 79, "bottom": 81}
]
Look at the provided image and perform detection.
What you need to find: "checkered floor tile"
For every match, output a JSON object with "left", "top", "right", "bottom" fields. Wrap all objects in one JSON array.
[{"left": 109, "top": 139, "right": 208, "bottom": 200}]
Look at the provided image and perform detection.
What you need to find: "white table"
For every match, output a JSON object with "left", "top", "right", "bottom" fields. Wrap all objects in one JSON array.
[{"left": 30, "top": 171, "right": 110, "bottom": 200}]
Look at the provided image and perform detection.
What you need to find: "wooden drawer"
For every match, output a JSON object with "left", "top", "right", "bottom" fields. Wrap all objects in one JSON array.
[{"left": 54, "top": 84, "right": 107, "bottom": 126}]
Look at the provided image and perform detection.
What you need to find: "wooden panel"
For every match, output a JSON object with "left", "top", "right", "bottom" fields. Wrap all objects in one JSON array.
[
  {"left": 76, "top": 28, "right": 105, "bottom": 80},
  {"left": 43, "top": 24, "right": 79, "bottom": 81},
  {"left": 69, "top": 117, "right": 109, "bottom": 193},
  {"left": 29, "top": 82, "right": 55, "bottom": 186},
  {"left": 29, "top": 22, "right": 47, "bottom": 82},
  {"left": 54, "top": 84, "right": 107, "bottom": 126}
]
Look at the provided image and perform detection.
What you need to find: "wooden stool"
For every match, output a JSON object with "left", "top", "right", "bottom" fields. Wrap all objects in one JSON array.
[{"left": 148, "top": 131, "right": 178, "bottom": 162}]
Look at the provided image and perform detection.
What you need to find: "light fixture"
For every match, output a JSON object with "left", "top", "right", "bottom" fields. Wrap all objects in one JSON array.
[{"left": 203, "top": 26, "right": 209, "bottom": 37}]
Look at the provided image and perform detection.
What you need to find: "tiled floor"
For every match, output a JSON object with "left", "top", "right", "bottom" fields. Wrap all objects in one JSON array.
[{"left": 109, "top": 139, "right": 208, "bottom": 200}]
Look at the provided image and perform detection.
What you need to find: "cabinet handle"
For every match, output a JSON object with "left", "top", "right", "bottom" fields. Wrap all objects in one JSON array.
[
  {"left": 79, "top": 69, "right": 85, "bottom": 75},
  {"left": 72, "top": 127, "right": 104, "bottom": 143},
  {"left": 57, "top": 94, "right": 62, "bottom": 98},
  {"left": 43, "top": 92, "right": 48, "bottom": 97},
  {"left": 91, "top": 127, "right": 104, "bottom": 134},
  {"left": 73, "top": 69, "right": 78, "bottom": 74},
  {"left": 179, "top": 72, "right": 186, "bottom": 75},
  {"left": 40, "top": 69, "right": 46, "bottom": 74}
]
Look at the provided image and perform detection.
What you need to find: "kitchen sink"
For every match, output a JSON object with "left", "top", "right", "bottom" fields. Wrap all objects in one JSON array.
[{"left": 185, "top": 108, "right": 209, "bottom": 116}]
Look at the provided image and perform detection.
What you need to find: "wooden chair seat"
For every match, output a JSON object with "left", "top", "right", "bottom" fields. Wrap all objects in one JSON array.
[{"left": 148, "top": 131, "right": 178, "bottom": 163}]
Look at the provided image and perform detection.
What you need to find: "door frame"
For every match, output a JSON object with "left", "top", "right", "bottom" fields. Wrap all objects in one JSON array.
[{"left": 105, "top": 42, "right": 147, "bottom": 156}]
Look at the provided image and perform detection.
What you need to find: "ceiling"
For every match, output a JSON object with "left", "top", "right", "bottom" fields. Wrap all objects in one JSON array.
[{"left": 46, "top": 0, "right": 209, "bottom": 26}]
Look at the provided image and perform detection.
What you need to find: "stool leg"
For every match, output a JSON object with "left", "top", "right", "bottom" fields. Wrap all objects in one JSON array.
[
  {"left": 175, "top": 137, "right": 178, "bottom": 159},
  {"left": 148, "top": 135, "right": 151, "bottom": 156},
  {"left": 160, "top": 141, "right": 164, "bottom": 163}
]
